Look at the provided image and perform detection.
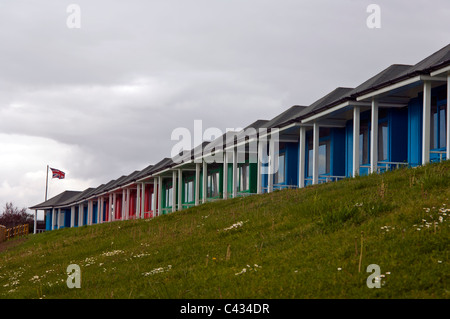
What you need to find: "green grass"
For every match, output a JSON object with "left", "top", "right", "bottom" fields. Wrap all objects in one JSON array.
[{"left": 1, "top": 161, "right": 449, "bottom": 299}]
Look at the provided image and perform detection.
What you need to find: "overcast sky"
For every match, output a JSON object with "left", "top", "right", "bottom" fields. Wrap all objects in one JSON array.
[{"left": 0, "top": 0, "right": 448, "bottom": 218}]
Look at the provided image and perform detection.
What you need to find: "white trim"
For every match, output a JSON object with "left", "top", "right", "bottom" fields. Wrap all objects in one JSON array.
[
  {"left": 302, "top": 101, "right": 350, "bottom": 123},
  {"left": 430, "top": 65, "right": 450, "bottom": 77},
  {"left": 357, "top": 75, "right": 446, "bottom": 102},
  {"left": 357, "top": 76, "right": 421, "bottom": 101}
]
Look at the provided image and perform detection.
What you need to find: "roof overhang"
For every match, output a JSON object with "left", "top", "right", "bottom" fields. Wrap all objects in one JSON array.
[
  {"left": 301, "top": 101, "right": 367, "bottom": 123},
  {"left": 430, "top": 65, "right": 450, "bottom": 77},
  {"left": 356, "top": 75, "right": 447, "bottom": 102}
]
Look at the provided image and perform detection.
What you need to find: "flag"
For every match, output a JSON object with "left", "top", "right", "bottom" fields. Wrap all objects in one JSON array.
[{"left": 50, "top": 168, "right": 65, "bottom": 179}]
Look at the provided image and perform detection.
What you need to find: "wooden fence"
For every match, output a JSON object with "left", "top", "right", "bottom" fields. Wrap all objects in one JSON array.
[{"left": 0, "top": 224, "right": 29, "bottom": 243}]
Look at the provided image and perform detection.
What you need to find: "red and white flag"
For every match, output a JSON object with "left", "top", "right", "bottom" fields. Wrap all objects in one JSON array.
[{"left": 50, "top": 168, "right": 65, "bottom": 179}]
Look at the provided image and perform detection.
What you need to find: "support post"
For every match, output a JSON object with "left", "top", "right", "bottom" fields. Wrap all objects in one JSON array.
[
  {"left": 51, "top": 208, "right": 56, "bottom": 230},
  {"left": 70, "top": 206, "right": 75, "bottom": 227},
  {"left": 177, "top": 170, "right": 182, "bottom": 211},
  {"left": 141, "top": 183, "right": 145, "bottom": 218},
  {"left": 268, "top": 136, "right": 274, "bottom": 192},
  {"left": 202, "top": 161, "right": 207, "bottom": 203},
  {"left": 232, "top": 147, "right": 238, "bottom": 197},
  {"left": 353, "top": 105, "right": 361, "bottom": 177},
  {"left": 121, "top": 190, "right": 126, "bottom": 221},
  {"left": 223, "top": 152, "right": 229, "bottom": 198},
  {"left": 153, "top": 177, "right": 158, "bottom": 216},
  {"left": 57, "top": 208, "right": 61, "bottom": 229},
  {"left": 112, "top": 193, "right": 117, "bottom": 221},
  {"left": 172, "top": 170, "right": 177, "bottom": 212},
  {"left": 34, "top": 210, "right": 38, "bottom": 234},
  {"left": 312, "top": 122, "right": 319, "bottom": 185},
  {"left": 257, "top": 140, "right": 262, "bottom": 194},
  {"left": 97, "top": 199, "right": 101, "bottom": 224},
  {"left": 422, "top": 81, "right": 432, "bottom": 165},
  {"left": 298, "top": 126, "right": 306, "bottom": 188},
  {"left": 195, "top": 163, "right": 200, "bottom": 206},
  {"left": 371, "top": 98, "right": 379, "bottom": 173},
  {"left": 79, "top": 204, "right": 83, "bottom": 226},
  {"left": 158, "top": 176, "right": 162, "bottom": 216},
  {"left": 99, "top": 198, "right": 103, "bottom": 223},
  {"left": 109, "top": 194, "right": 113, "bottom": 222}
]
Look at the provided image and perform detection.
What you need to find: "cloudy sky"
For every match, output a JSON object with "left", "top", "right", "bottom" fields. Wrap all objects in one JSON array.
[{"left": 0, "top": 0, "right": 448, "bottom": 217}]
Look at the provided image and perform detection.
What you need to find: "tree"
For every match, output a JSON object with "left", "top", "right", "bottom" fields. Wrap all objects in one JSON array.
[{"left": 0, "top": 202, "right": 34, "bottom": 231}]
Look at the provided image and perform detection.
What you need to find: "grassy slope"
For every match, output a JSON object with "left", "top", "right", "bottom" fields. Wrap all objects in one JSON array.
[{"left": 0, "top": 161, "right": 449, "bottom": 299}]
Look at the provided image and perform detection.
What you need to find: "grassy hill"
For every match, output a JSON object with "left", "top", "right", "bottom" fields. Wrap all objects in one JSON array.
[{"left": 0, "top": 161, "right": 449, "bottom": 299}]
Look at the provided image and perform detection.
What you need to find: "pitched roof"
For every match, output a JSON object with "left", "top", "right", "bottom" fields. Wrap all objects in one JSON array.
[
  {"left": 94, "top": 179, "right": 117, "bottom": 195},
  {"left": 134, "top": 164, "right": 155, "bottom": 180},
  {"left": 29, "top": 190, "right": 82, "bottom": 210},
  {"left": 115, "top": 170, "right": 142, "bottom": 187},
  {"left": 244, "top": 119, "right": 269, "bottom": 130},
  {"left": 344, "top": 44, "right": 450, "bottom": 99},
  {"left": 281, "top": 45, "right": 450, "bottom": 124},
  {"left": 172, "top": 141, "right": 210, "bottom": 164},
  {"left": 105, "top": 175, "right": 129, "bottom": 191},
  {"left": 399, "top": 43, "right": 450, "bottom": 76},
  {"left": 261, "top": 105, "right": 308, "bottom": 129},
  {"left": 147, "top": 157, "right": 175, "bottom": 175},
  {"left": 275, "top": 88, "right": 353, "bottom": 125},
  {"left": 349, "top": 64, "right": 412, "bottom": 97},
  {"left": 70, "top": 187, "right": 96, "bottom": 203},
  {"left": 308, "top": 87, "right": 354, "bottom": 112}
]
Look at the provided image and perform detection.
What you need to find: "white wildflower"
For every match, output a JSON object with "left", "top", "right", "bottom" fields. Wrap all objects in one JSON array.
[
  {"left": 101, "top": 250, "right": 124, "bottom": 257},
  {"left": 235, "top": 268, "right": 247, "bottom": 276},
  {"left": 223, "top": 220, "right": 248, "bottom": 231},
  {"left": 142, "top": 265, "right": 172, "bottom": 276}
]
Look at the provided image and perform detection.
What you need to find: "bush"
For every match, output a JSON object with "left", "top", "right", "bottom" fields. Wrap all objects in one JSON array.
[{"left": 0, "top": 202, "right": 34, "bottom": 231}]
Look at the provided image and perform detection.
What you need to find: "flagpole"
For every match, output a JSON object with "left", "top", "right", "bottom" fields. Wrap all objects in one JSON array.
[{"left": 45, "top": 165, "right": 49, "bottom": 201}]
